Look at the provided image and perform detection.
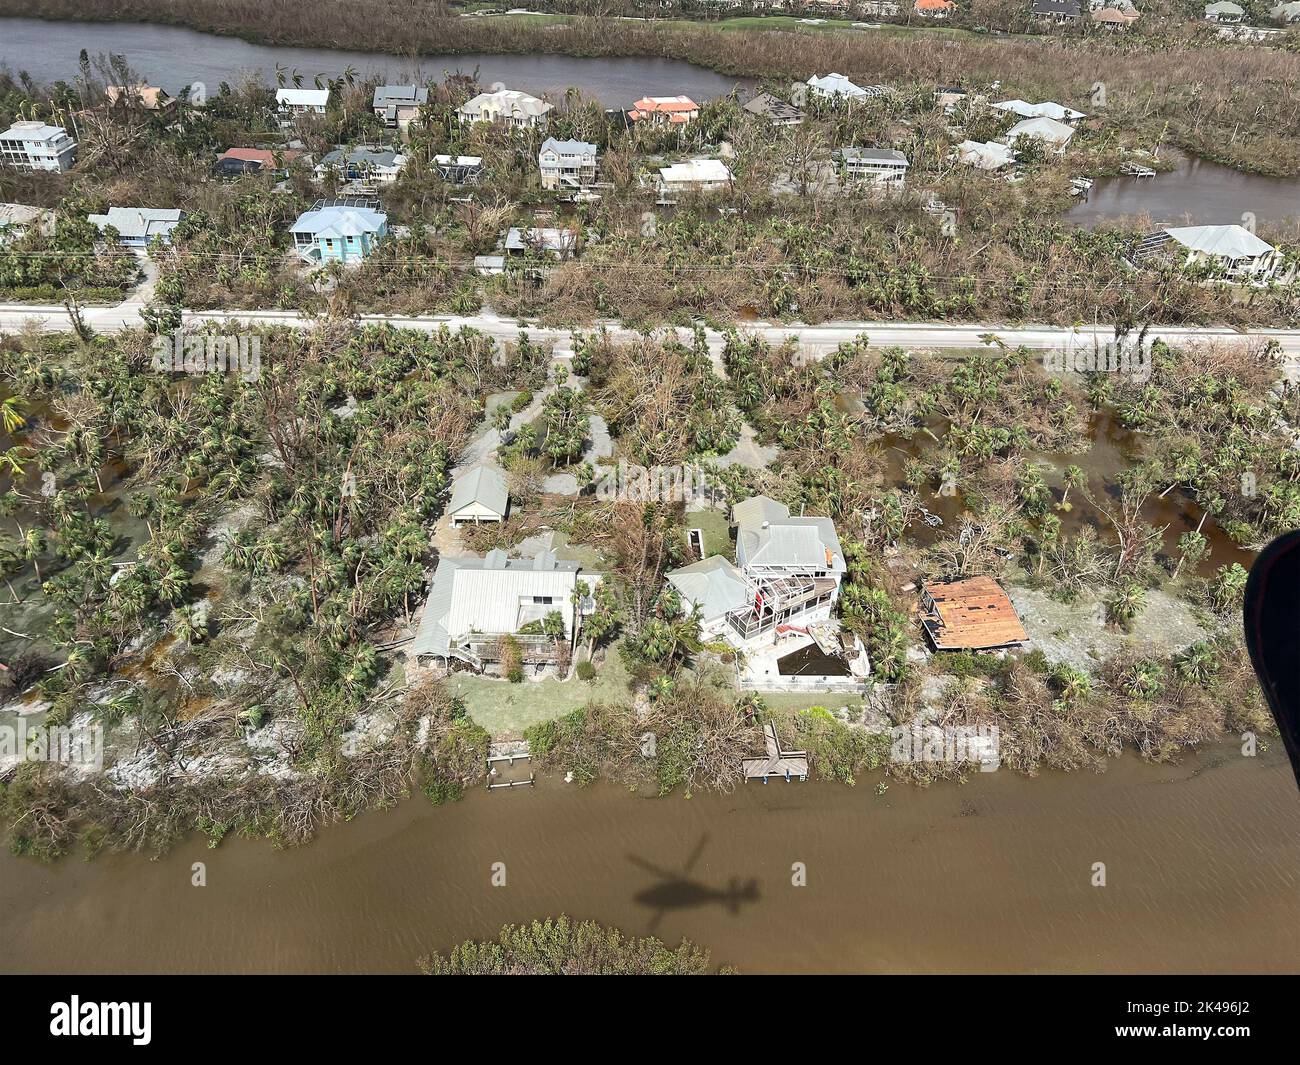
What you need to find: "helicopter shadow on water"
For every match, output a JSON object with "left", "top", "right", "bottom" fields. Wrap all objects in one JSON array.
[{"left": 627, "top": 834, "right": 760, "bottom": 933}]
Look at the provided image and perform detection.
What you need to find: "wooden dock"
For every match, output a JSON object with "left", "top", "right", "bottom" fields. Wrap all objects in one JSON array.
[
  {"left": 742, "top": 722, "right": 809, "bottom": 783},
  {"left": 486, "top": 748, "right": 535, "bottom": 789}
]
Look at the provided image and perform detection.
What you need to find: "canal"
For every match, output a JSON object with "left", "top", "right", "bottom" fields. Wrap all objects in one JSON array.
[
  {"left": 0, "top": 16, "right": 753, "bottom": 106},
  {"left": 0, "top": 742, "right": 1296, "bottom": 973}
]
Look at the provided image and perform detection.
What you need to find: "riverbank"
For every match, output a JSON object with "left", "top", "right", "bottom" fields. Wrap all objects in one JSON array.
[
  {"left": 1, "top": 741, "right": 1296, "bottom": 974},
  {"left": 2, "top": 0, "right": 1298, "bottom": 175}
]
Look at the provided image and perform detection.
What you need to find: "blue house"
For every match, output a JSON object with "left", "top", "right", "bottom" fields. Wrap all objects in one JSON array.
[{"left": 290, "top": 199, "right": 387, "bottom": 263}]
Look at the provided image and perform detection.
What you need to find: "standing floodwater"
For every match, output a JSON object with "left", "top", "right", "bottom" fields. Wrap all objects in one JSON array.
[{"left": 0, "top": 17, "right": 753, "bottom": 104}]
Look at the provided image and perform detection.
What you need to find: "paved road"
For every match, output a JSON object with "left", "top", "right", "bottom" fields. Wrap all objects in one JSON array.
[{"left": 1, "top": 302, "right": 1295, "bottom": 363}]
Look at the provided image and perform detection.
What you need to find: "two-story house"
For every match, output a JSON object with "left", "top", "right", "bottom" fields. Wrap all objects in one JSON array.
[
  {"left": 0, "top": 121, "right": 77, "bottom": 172},
  {"left": 372, "top": 85, "right": 428, "bottom": 130},
  {"left": 456, "top": 89, "right": 552, "bottom": 130},
  {"left": 840, "top": 148, "right": 910, "bottom": 188},
  {"left": 538, "top": 138, "right": 598, "bottom": 190},
  {"left": 628, "top": 95, "right": 700, "bottom": 126},
  {"left": 290, "top": 199, "right": 387, "bottom": 263},
  {"left": 275, "top": 88, "right": 329, "bottom": 127},
  {"left": 668, "top": 496, "right": 846, "bottom": 646}
]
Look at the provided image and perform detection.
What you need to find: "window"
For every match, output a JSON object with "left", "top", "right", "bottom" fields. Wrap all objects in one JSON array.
[{"left": 532, "top": 596, "right": 553, "bottom": 605}]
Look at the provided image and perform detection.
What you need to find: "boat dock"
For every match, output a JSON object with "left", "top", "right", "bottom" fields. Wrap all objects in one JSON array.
[
  {"left": 742, "top": 722, "right": 809, "bottom": 783},
  {"left": 487, "top": 743, "right": 535, "bottom": 789}
]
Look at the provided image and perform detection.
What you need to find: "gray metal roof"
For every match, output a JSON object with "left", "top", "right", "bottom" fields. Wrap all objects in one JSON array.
[
  {"left": 731, "top": 495, "right": 790, "bottom": 530},
  {"left": 87, "top": 207, "right": 183, "bottom": 240},
  {"left": 667, "top": 556, "right": 750, "bottom": 624},
  {"left": 372, "top": 85, "right": 428, "bottom": 107},
  {"left": 740, "top": 518, "right": 845, "bottom": 571},
  {"left": 318, "top": 147, "right": 401, "bottom": 168},
  {"left": 841, "top": 148, "right": 909, "bottom": 164},
  {"left": 411, "top": 550, "right": 584, "bottom": 657},
  {"left": 539, "top": 137, "right": 597, "bottom": 156},
  {"left": 449, "top": 464, "right": 509, "bottom": 519}
]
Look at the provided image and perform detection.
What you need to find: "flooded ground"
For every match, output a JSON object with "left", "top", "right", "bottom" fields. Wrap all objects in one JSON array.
[
  {"left": 0, "top": 741, "right": 1295, "bottom": 974},
  {"left": 0, "top": 17, "right": 753, "bottom": 105},
  {"left": 1066, "top": 150, "right": 1300, "bottom": 233},
  {"left": 876, "top": 408, "right": 1258, "bottom": 577}
]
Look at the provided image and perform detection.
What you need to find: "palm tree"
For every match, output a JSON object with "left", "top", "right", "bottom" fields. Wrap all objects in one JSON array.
[
  {"left": 0, "top": 396, "right": 26, "bottom": 434},
  {"left": 20, "top": 526, "right": 45, "bottom": 583},
  {"left": 1058, "top": 465, "right": 1087, "bottom": 512}
]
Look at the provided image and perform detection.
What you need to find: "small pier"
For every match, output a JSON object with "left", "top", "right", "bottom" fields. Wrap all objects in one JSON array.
[
  {"left": 1119, "top": 161, "right": 1156, "bottom": 178},
  {"left": 742, "top": 723, "right": 809, "bottom": 783},
  {"left": 486, "top": 743, "right": 535, "bottom": 790}
]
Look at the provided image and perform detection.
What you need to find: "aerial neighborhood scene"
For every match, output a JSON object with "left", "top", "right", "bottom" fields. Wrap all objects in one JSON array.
[{"left": 1, "top": 0, "right": 1299, "bottom": 994}]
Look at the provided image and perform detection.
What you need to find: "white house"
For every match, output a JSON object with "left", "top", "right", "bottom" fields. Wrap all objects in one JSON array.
[
  {"left": 667, "top": 555, "right": 752, "bottom": 640},
  {"left": 666, "top": 495, "right": 846, "bottom": 647},
  {"left": 276, "top": 88, "right": 329, "bottom": 126},
  {"left": 538, "top": 138, "right": 598, "bottom": 190},
  {"left": 806, "top": 73, "right": 888, "bottom": 102},
  {"left": 0, "top": 121, "right": 77, "bottom": 172},
  {"left": 656, "top": 158, "right": 733, "bottom": 199},
  {"left": 0, "top": 203, "right": 51, "bottom": 242},
  {"left": 314, "top": 147, "right": 405, "bottom": 184},
  {"left": 1005, "top": 116, "right": 1076, "bottom": 152},
  {"left": 993, "top": 99, "right": 1086, "bottom": 125},
  {"left": 1272, "top": 0, "right": 1300, "bottom": 20},
  {"left": 1204, "top": 0, "right": 1246, "bottom": 20},
  {"left": 729, "top": 496, "right": 846, "bottom": 642},
  {"left": 412, "top": 548, "right": 598, "bottom": 671},
  {"left": 955, "top": 139, "right": 1016, "bottom": 171},
  {"left": 87, "top": 207, "right": 184, "bottom": 248},
  {"left": 434, "top": 155, "right": 484, "bottom": 184},
  {"left": 1157, "top": 224, "right": 1283, "bottom": 282},
  {"left": 448, "top": 465, "right": 509, "bottom": 527},
  {"left": 457, "top": 88, "right": 552, "bottom": 129},
  {"left": 840, "top": 148, "right": 909, "bottom": 188}
]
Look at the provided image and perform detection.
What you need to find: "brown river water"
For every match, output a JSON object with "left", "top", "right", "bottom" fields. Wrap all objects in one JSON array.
[{"left": 1, "top": 742, "right": 1297, "bottom": 974}]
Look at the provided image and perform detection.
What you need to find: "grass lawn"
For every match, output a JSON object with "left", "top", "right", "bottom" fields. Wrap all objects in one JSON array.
[
  {"left": 758, "top": 691, "right": 867, "bottom": 712},
  {"left": 686, "top": 506, "right": 734, "bottom": 560},
  {"left": 447, "top": 641, "right": 634, "bottom": 738}
]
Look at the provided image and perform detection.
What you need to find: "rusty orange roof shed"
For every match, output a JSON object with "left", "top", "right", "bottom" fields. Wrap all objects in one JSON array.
[{"left": 922, "top": 576, "right": 1028, "bottom": 651}]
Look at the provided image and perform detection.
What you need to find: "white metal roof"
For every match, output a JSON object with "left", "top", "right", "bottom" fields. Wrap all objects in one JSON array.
[
  {"left": 1164, "top": 224, "right": 1275, "bottom": 260},
  {"left": 412, "top": 550, "right": 584, "bottom": 656},
  {"left": 993, "top": 99, "right": 1085, "bottom": 122},
  {"left": 740, "top": 518, "right": 846, "bottom": 571},
  {"left": 540, "top": 137, "right": 597, "bottom": 157},
  {"left": 0, "top": 121, "right": 72, "bottom": 144},
  {"left": 1005, "top": 116, "right": 1076, "bottom": 145},
  {"left": 807, "top": 72, "right": 868, "bottom": 98},
  {"left": 276, "top": 88, "right": 330, "bottom": 107},
  {"left": 449, "top": 464, "right": 509, "bottom": 519},
  {"left": 87, "top": 207, "right": 183, "bottom": 240},
  {"left": 658, "top": 158, "right": 733, "bottom": 185},
  {"left": 956, "top": 140, "right": 1014, "bottom": 169},
  {"left": 291, "top": 204, "right": 386, "bottom": 238},
  {"left": 668, "top": 556, "right": 751, "bottom": 624}
]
